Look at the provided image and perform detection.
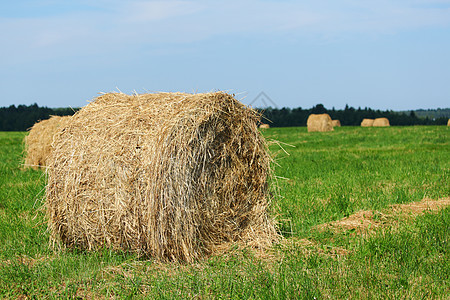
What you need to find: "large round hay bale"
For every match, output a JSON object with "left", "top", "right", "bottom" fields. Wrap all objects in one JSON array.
[
  {"left": 447, "top": 119, "right": 450, "bottom": 126},
  {"left": 259, "top": 123, "right": 270, "bottom": 129},
  {"left": 307, "top": 114, "right": 334, "bottom": 132},
  {"left": 361, "top": 118, "right": 374, "bottom": 127},
  {"left": 373, "top": 117, "right": 390, "bottom": 127},
  {"left": 24, "top": 115, "right": 71, "bottom": 169},
  {"left": 332, "top": 120, "right": 341, "bottom": 127},
  {"left": 46, "top": 92, "right": 278, "bottom": 262}
]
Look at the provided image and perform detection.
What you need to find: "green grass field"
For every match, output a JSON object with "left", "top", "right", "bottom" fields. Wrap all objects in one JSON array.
[{"left": 0, "top": 126, "right": 449, "bottom": 299}]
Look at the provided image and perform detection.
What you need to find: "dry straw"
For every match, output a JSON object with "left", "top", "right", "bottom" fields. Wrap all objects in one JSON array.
[
  {"left": 307, "top": 114, "right": 334, "bottom": 132},
  {"left": 46, "top": 92, "right": 278, "bottom": 262},
  {"left": 361, "top": 118, "right": 374, "bottom": 127},
  {"left": 373, "top": 117, "right": 390, "bottom": 127},
  {"left": 24, "top": 115, "right": 71, "bottom": 169},
  {"left": 332, "top": 120, "right": 341, "bottom": 127}
]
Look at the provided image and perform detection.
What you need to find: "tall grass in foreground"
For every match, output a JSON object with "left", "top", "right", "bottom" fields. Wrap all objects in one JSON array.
[{"left": 0, "top": 126, "right": 448, "bottom": 299}]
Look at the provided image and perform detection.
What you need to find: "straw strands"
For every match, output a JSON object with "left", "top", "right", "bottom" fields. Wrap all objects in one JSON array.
[
  {"left": 46, "top": 92, "right": 278, "bottom": 262},
  {"left": 332, "top": 120, "right": 341, "bottom": 127},
  {"left": 24, "top": 115, "right": 71, "bottom": 169},
  {"left": 361, "top": 119, "right": 374, "bottom": 127},
  {"left": 307, "top": 114, "right": 334, "bottom": 132},
  {"left": 373, "top": 118, "right": 390, "bottom": 127}
]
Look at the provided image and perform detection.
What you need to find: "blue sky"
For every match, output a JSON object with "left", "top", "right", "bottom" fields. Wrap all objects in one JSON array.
[{"left": 1, "top": 0, "right": 449, "bottom": 110}]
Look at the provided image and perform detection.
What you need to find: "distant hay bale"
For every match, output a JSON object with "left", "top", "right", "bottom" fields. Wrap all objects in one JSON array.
[
  {"left": 259, "top": 123, "right": 270, "bottom": 129},
  {"left": 332, "top": 120, "right": 341, "bottom": 127},
  {"left": 46, "top": 92, "right": 278, "bottom": 262},
  {"left": 373, "top": 117, "right": 390, "bottom": 127},
  {"left": 447, "top": 119, "right": 450, "bottom": 126},
  {"left": 307, "top": 114, "right": 334, "bottom": 132},
  {"left": 361, "top": 119, "right": 374, "bottom": 127},
  {"left": 24, "top": 115, "right": 71, "bottom": 169}
]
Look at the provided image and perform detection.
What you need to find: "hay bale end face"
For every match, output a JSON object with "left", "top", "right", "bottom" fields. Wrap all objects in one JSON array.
[
  {"left": 361, "top": 118, "right": 374, "bottom": 127},
  {"left": 332, "top": 120, "right": 341, "bottom": 127},
  {"left": 46, "top": 92, "right": 278, "bottom": 262},
  {"left": 307, "top": 114, "right": 334, "bottom": 132},
  {"left": 24, "top": 115, "right": 71, "bottom": 169},
  {"left": 373, "top": 117, "right": 390, "bottom": 127}
]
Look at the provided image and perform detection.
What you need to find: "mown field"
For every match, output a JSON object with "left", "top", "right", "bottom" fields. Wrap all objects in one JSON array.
[{"left": 0, "top": 126, "right": 449, "bottom": 299}]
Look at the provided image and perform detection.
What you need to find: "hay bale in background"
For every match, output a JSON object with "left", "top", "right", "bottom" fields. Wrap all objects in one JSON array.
[
  {"left": 46, "top": 92, "right": 278, "bottom": 262},
  {"left": 307, "top": 114, "right": 334, "bottom": 132},
  {"left": 447, "top": 119, "right": 450, "bottom": 126},
  {"left": 332, "top": 120, "right": 341, "bottom": 127},
  {"left": 24, "top": 115, "right": 71, "bottom": 169},
  {"left": 373, "top": 117, "right": 390, "bottom": 127},
  {"left": 259, "top": 123, "right": 270, "bottom": 129},
  {"left": 361, "top": 119, "right": 374, "bottom": 127}
]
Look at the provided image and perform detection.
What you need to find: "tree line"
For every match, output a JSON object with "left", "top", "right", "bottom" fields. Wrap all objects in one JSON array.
[
  {"left": 0, "top": 104, "right": 79, "bottom": 131},
  {"left": 0, "top": 103, "right": 448, "bottom": 131},
  {"left": 259, "top": 104, "right": 449, "bottom": 127}
]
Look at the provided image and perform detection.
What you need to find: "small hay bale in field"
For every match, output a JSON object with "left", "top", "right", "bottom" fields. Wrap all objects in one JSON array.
[
  {"left": 447, "top": 119, "right": 450, "bottom": 126},
  {"left": 332, "top": 120, "right": 341, "bottom": 127},
  {"left": 307, "top": 114, "right": 334, "bottom": 132},
  {"left": 259, "top": 123, "right": 270, "bottom": 129},
  {"left": 46, "top": 92, "right": 278, "bottom": 262},
  {"left": 373, "top": 117, "right": 390, "bottom": 127},
  {"left": 24, "top": 115, "right": 71, "bottom": 169},
  {"left": 361, "top": 119, "right": 374, "bottom": 127}
]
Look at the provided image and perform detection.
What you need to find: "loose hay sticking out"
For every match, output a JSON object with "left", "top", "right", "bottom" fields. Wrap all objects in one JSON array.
[
  {"left": 373, "top": 117, "right": 390, "bottom": 127},
  {"left": 332, "top": 120, "right": 341, "bottom": 127},
  {"left": 46, "top": 92, "right": 278, "bottom": 262},
  {"left": 361, "top": 118, "right": 374, "bottom": 127},
  {"left": 24, "top": 115, "right": 71, "bottom": 169},
  {"left": 307, "top": 114, "right": 334, "bottom": 132}
]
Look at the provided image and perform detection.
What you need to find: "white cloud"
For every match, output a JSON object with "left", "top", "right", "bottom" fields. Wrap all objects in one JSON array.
[
  {"left": 120, "top": 1, "right": 204, "bottom": 22},
  {"left": 1, "top": 0, "right": 450, "bottom": 64}
]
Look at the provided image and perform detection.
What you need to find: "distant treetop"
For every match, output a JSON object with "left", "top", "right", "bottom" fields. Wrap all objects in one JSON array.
[{"left": 0, "top": 104, "right": 79, "bottom": 131}]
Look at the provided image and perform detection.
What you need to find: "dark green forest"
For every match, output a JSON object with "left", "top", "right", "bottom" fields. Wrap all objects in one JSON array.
[
  {"left": 260, "top": 104, "right": 449, "bottom": 127},
  {"left": 398, "top": 108, "right": 450, "bottom": 119},
  {"left": 0, "top": 104, "right": 79, "bottom": 131},
  {"left": 0, "top": 103, "right": 448, "bottom": 131}
]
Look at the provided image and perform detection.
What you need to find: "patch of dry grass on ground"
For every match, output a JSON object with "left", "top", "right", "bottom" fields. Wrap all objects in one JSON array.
[{"left": 315, "top": 197, "right": 450, "bottom": 234}]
